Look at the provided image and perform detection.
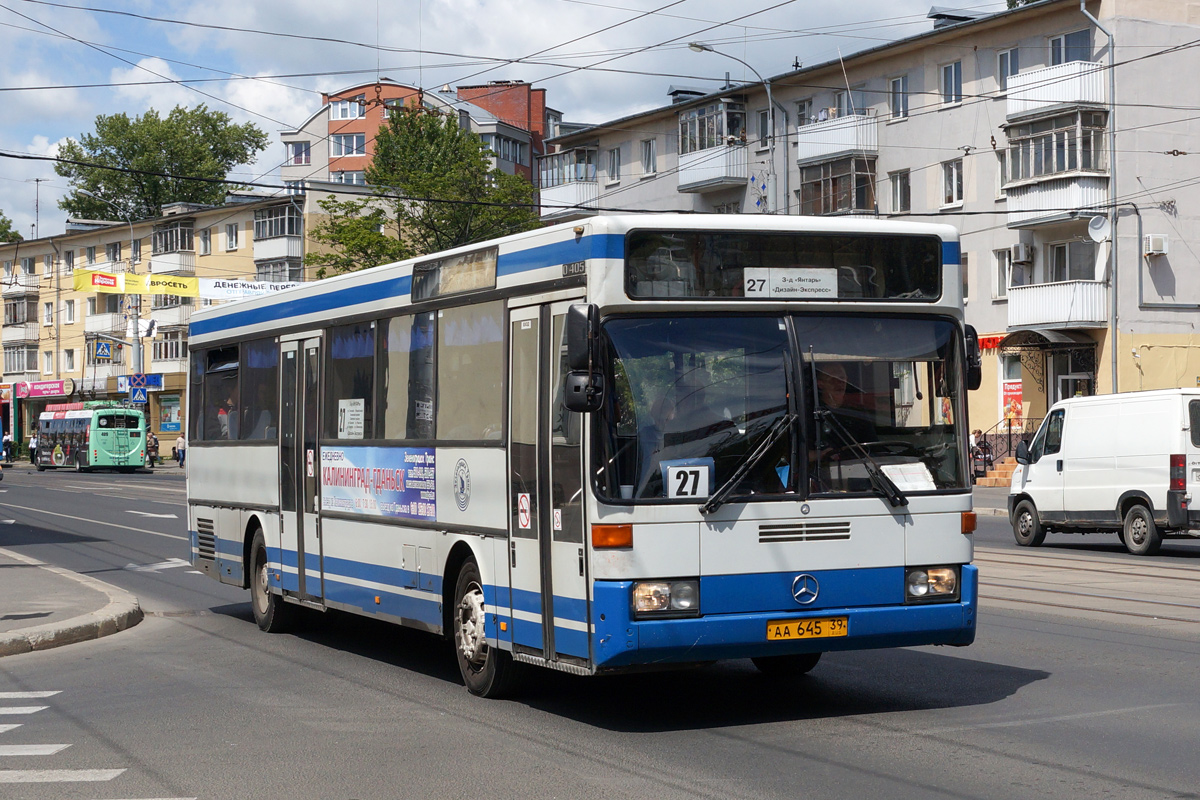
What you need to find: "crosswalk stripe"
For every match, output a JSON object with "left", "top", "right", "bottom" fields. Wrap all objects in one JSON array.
[
  {"left": 0, "top": 744, "right": 71, "bottom": 756},
  {"left": 0, "top": 768, "right": 125, "bottom": 782},
  {"left": 0, "top": 692, "right": 60, "bottom": 699},
  {"left": 0, "top": 707, "right": 47, "bottom": 715},
  {"left": 0, "top": 725, "right": 21, "bottom": 734}
]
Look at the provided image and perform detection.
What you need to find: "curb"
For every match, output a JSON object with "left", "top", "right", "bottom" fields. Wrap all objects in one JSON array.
[
  {"left": 0, "top": 547, "right": 144, "bottom": 658},
  {"left": 976, "top": 507, "right": 1007, "bottom": 517}
]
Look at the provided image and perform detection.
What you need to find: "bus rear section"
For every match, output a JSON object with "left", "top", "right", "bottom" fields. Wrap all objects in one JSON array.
[{"left": 87, "top": 410, "right": 147, "bottom": 471}]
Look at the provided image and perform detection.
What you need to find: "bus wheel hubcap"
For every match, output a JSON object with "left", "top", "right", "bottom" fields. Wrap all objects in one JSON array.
[{"left": 457, "top": 584, "right": 487, "bottom": 665}]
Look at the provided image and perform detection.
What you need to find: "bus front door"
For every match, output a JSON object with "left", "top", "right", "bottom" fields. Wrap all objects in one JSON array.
[
  {"left": 507, "top": 301, "right": 589, "bottom": 667},
  {"left": 280, "top": 337, "right": 325, "bottom": 604}
]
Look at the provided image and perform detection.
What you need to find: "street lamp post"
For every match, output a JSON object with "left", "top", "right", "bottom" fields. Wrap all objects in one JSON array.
[
  {"left": 78, "top": 190, "right": 142, "bottom": 376},
  {"left": 689, "top": 42, "right": 776, "bottom": 214}
]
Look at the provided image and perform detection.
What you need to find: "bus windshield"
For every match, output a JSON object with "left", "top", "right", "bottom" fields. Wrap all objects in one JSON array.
[{"left": 596, "top": 314, "right": 966, "bottom": 502}]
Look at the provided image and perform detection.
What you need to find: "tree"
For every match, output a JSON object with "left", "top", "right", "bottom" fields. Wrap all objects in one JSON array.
[
  {"left": 55, "top": 105, "right": 269, "bottom": 220},
  {"left": 0, "top": 209, "right": 21, "bottom": 243},
  {"left": 305, "top": 195, "right": 410, "bottom": 279},
  {"left": 367, "top": 105, "right": 541, "bottom": 257}
]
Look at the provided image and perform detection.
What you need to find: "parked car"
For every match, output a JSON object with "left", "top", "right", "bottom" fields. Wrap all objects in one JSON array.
[{"left": 1008, "top": 389, "right": 1200, "bottom": 556}]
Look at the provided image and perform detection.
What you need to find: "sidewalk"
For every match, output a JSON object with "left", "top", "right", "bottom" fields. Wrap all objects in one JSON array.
[
  {"left": 0, "top": 547, "right": 143, "bottom": 657},
  {"left": 973, "top": 485, "right": 1010, "bottom": 517}
]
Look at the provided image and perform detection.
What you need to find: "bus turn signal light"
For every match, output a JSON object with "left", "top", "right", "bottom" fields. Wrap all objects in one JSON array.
[
  {"left": 592, "top": 524, "right": 632, "bottom": 549},
  {"left": 961, "top": 512, "right": 977, "bottom": 534}
]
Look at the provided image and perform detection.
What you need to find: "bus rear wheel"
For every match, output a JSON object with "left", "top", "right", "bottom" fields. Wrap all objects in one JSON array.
[
  {"left": 74, "top": 453, "right": 88, "bottom": 473},
  {"left": 452, "top": 558, "right": 520, "bottom": 698},
  {"left": 752, "top": 652, "right": 822, "bottom": 677},
  {"left": 250, "top": 529, "right": 295, "bottom": 633}
]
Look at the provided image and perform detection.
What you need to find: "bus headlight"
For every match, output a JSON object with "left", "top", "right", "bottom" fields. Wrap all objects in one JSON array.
[
  {"left": 905, "top": 566, "right": 959, "bottom": 602},
  {"left": 632, "top": 580, "right": 700, "bottom": 617}
]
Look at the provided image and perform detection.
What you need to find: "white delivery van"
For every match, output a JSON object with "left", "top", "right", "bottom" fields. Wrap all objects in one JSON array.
[{"left": 1008, "top": 389, "right": 1200, "bottom": 556}]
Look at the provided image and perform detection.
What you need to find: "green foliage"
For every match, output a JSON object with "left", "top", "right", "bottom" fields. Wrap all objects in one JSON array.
[
  {"left": 306, "top": 195, "right": 410, "bottom": 279},
  {"left": 55, "top": 105, "right": 269, "bottom": 220},
  {"left": 367, "top": 105, "right": 541, "bottom": 257},
  {"left": 0, "top": 208, "right": 21, "bottom": 243}
]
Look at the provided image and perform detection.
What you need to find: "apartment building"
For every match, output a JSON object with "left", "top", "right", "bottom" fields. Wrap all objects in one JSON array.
[
  {"left": 279, "top": 78, "right": 554, "bottom": 189},
  {"left": 540, "top": 0, "right": 1200, "bottom": 435},
  {"left": 0, "top": 195, "right": 308, "bottom": 441}
]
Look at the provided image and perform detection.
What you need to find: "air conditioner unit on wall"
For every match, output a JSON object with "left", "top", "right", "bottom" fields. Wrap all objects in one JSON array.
[
  {"left": 1143, "top": 234, "right": 1169, "bottom": 257},
  {"left": 1010, "top": 243, "right": 1034, "bottom": 264}
]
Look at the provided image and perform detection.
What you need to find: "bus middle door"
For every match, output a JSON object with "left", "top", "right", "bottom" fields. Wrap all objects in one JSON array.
[{"left": 280, "top": 336, "right": 326, "bottom": 605}]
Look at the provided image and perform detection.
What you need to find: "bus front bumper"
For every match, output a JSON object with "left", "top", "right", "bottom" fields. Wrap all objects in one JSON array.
[{"left": 592, "top": 565, "right": 977, "bottom": 670}]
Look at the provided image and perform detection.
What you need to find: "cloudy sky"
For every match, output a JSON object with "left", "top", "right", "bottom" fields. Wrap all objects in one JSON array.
[{"left": 0, "top": 0, "right": 1010, "bottom": 238}]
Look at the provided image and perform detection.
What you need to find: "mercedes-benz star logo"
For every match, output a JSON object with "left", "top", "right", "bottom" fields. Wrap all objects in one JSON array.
[{"left": 791, "top": 574, "right": 819, "bottom": 605}]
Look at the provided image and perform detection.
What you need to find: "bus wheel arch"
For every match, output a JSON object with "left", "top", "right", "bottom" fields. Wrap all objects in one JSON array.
[
  {"left": 445, "top": 545, "right": 521, "bottom": 698},
  {"left": 241, "top": 514, "right": 268, "bottom": 590},
  {"left": 248, "top": 525, "right": 295, "bottom": 632}
]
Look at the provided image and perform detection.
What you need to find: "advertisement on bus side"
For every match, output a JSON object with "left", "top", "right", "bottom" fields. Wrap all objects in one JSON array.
[{"left": 319, "top": 446, "right": 436, "bottom": 520}]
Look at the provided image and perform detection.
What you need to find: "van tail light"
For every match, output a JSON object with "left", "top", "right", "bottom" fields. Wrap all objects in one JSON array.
[{"left": 1170, "top": 454, "right": 1186, "bottom": 491}]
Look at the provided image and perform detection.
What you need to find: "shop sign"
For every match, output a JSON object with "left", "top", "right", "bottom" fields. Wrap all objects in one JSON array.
[{"left": 15, "top": 379, "right": 76, "bottom": 399}]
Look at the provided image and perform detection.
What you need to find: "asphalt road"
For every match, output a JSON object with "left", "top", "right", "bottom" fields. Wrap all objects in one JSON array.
[{"left": 2, "top": 471, "right": 1199, "bottom": 800}]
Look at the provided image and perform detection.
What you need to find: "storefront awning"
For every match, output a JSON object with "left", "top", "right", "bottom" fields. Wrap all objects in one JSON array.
[{"left": 998, "top": 329, "right": 1095, "bottom": 351}]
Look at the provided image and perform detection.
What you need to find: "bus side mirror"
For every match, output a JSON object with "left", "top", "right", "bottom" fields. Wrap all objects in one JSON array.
[
  {"left": 566, "top": 303, "right": 599, "bottom": 373},
  {"left": 964, "top": 324, "right": 982, "bottom": 391},
  {"left": 565, "top": 371, "right": 604, "bottom": 413},
  {"left": 1015, "top": 440, "right": 1031, "bottom": 465}
]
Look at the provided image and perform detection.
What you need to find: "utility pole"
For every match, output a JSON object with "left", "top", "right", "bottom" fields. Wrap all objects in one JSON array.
[{"left": 26, "top": 178, "right": 47, "bottom": 240}]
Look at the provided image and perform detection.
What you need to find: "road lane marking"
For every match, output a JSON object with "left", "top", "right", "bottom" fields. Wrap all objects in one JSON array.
[
  {"left": 0, "top": 768, "right": 125, "bottom": 782},
  {"left": 0, "top": 725, "right": 20, "bottom": 734},
  {"left": 0, "top": 503, "right": 185, "bottom": 541},
  {"left": 126, "top": 511, "right": 178, "bottom": 519},
  {"left": 0, "top": 692, "right": 60, "bottom": 699},
  {"left": 0, "top": 707, "right": 47, "bottom": 715},
  {"left": 0, "top": 744, "right": 70, "bottom": 756},
  {"left": 125, "top": 558, "right": 190, "bottom": 573},
  {"left": 926, "top": 703, "right": 1184, "bottom": 733}
]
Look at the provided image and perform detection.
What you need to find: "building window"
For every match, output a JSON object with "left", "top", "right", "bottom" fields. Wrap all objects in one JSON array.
[
  {"left": 20, "top": 257, "right": 34, "bottom": 274},
  {"left": 641, "top": 139, "right": 656, "bottom": 175},
  {"left": 712, "top": 202, "right": 741, "bottom": 214},
  {"left": 1006, "top": 111, "right": 1107, "bottom": 184},
  {"left": 105, "top": 242, "right": 122, "bottom": 264},
  {"left": 64, "top": 250, "right": 74, "bottom": 272},
  {"left": 64, "top": 299, "right": 75, "bottom": 323},
  {"left": 889, "top": 170, "right": 910, "bottom": 213},
  {"left": 606, "top": 147, "right": 621, "bottom": 184},
  {"left": 994, "top": 248, "right": 1011, "bottom": 298},
  {"left": 43, "top": 255, "right": 52, "bottom": 275},
  {"left": 3, "top": 345, "right": 35, "bottom": 374},
  {"left": 86, "top": 246, "right": 96, "bottom": 265},
  {"left": 4, "top": 298, "right": 36, "bottom": 325},
  {"left": 678, "top": 100, "right": 745, "bottom": 154},
  {"left": 198, "top": 228, "right": 211, "bottom": 256},
  {"left": 796, "top": 99, "right": 813, "bottom": 127},
  {"left": 889, "top": 75, "right": 909, "bottom": 119},
  {"left": 254, "top": 206, "right": 302, "bottom": 240},
  {"left": 152, "top": 294, "right": 190, "bottom": 309},
  {"left": 284, "top": 181, "right": 304, "bottom": 195},
  {"left": 225, "top": 223, "right": 239, "bottom": 251},
  {"left": 941, "top": 61, "right": 963, "bottom": 105},
  {"left": 943, "top": 158, "right": 964, "bottom": 206},
  {"left": 996, "top": 151, "right": 1008, "bottom": 198},
  {"left": 43, "top": 301, "right": 53, "bottom": 325},
  {"left": 1050, "top": 30, "right": 1091, "bottom": 65},
  {"left": 1048, "top": 240, "right": 1096, "bottom": 282},
  {"left": 63, "top": 349, "right": 75, "bottom": 371},
  {"left": 131, "top": 238, "right": 141, "bottom": 264},
  {"left": 998, "top": 48, "right": 1020, "bottom": 92},
  {"left": 2, "top": 260, "right": 10, "bottom": 277},
  {"left": 332, "top": 171, "right": 366, "bottom": 185},
  {"left": 43, "top": 350, "right": 52, "bottom": 374},
  {"left": 256, "top": 259, "right": 302, "bottom": 282},
  {"left": 286, "top": 141, "right": 311, "bottom": 165},
  {"left": 331, "top": 94, "right": 365, "bottom": 120},
  {"left": 757, "top": 110, "right": 770, "bottom": 148},
  {"left": 152, "top": 222, "right": 194, "bottom": 254},
  {"left": 331, "top": 133, "right": 366, "bottom": 157},
  {"left": 539, "top": 149, "right": 596, "bottom": 187},
  {"left": 835, "top": 86, "right": 867, "bottom": 117},
  {"left": 152, "top": 330, "right": 186, "bottom": 362},
  {"left": 797, "top": 157, "right": 876, "bottom": 215}
]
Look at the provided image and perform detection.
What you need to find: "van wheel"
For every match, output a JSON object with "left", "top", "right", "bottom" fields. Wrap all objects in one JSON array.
[
  {"left": 1123, "top": 505, "right": 1161, "bottom": 556},
  {"left": 753, "top": 652, "right": 822, "bottom": 677},
  {"left": 1012, "top": 500, "right": 1046, "bottom": 546},
  {"left": 453, "top": 558, "right": 521, "bottom": 698},
  {"left": 250, "top": 529, "right": 296, "bottom": 632}
]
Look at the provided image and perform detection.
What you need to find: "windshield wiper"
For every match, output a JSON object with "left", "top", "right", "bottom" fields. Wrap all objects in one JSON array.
[
  {"left": 817, "top": 410, "right": 909, "bottom": 508},
  {"left": 700, "top": 413, "right": 796, "bottom": 515}
]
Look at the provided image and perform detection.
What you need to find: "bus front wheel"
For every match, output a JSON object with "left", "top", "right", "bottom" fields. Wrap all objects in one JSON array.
[
  {"left": 752, "top": 652, "right": 822, "bottom": 677},
  {"left": 452, "top": 558, "right": 521, "bottom": 698},
  {"left": 250, "top": 529, "right": 295, "bottom": 633}
]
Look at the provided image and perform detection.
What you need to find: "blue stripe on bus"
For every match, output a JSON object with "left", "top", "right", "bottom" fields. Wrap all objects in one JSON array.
[
  {"left": 496, "top": 234, "right": 624, "bottom": 276},
  {"left": 942, "top": 240, "right": 960, "bottom": 265}
]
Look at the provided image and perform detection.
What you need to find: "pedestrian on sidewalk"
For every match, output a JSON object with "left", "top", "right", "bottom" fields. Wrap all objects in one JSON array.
[
  {"left": 2, "top": 430, "right": 11, "bottom": 463},
  {"left": 146, "top": 430, "right": 159, "bottom": 466},
  {"left": 28, "top": 432, "right": 38, "bottom": 464},
  {"left": 175, "top": 433, "right": 186, "bottom": 468}
]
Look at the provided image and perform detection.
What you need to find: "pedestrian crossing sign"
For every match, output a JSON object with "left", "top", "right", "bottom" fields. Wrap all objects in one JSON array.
[
  {"left": 130, "top": 387, "right": 148, "bottom": 403},
  {"left": 95, "top": 342, "right": 111, "bottom": 359}
]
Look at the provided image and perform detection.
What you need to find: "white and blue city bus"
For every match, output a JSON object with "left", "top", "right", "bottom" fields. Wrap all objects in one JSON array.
[{"left": 187, "top": 214, "right": 981, "bottom": 697}]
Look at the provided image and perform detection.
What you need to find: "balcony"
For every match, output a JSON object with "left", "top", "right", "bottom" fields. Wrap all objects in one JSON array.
[
  {"left": 677, "top": 144, "right": 748, "bottom": 193},
  {"left": 1, "top": 322, "right": 40, "bottom": 343},
  {"left": 1006, "top": 174, "right": 1108, "bottom": 227},
  {"left": 85, "top": 312, "right": 124, "bottom": 335},
  {"left": 151, "top": 357, "right": 187, "bottom": 374},
  {"left": 253, "top": 235, "right": 303, "bottom": 262},
  {"left": 151, "top": 304, "right": 193, "bottom": 329},
  {"left": 794, "top": 113, "right": 878, "bottom": 166},
  {"left": 90, "top": 260, "right": 128, "bottom": 274},
  {"left": 1007, "top": 61, "right": 1105, "bottom": 119},
  {"left": 150, "top": 251, "right": 196, "bottom": 276},
  {"left": 81, "top": 363, "right": 128, "bottom": 389},
  {"left": 2, "top": 273, "right": 40, "bottom": 296},
  {"left": 540, "top": 180, "right": 599, "bottom": 222},
  {"left": 1008, "top": 280, "right": 1108, "bottom": 329}
]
